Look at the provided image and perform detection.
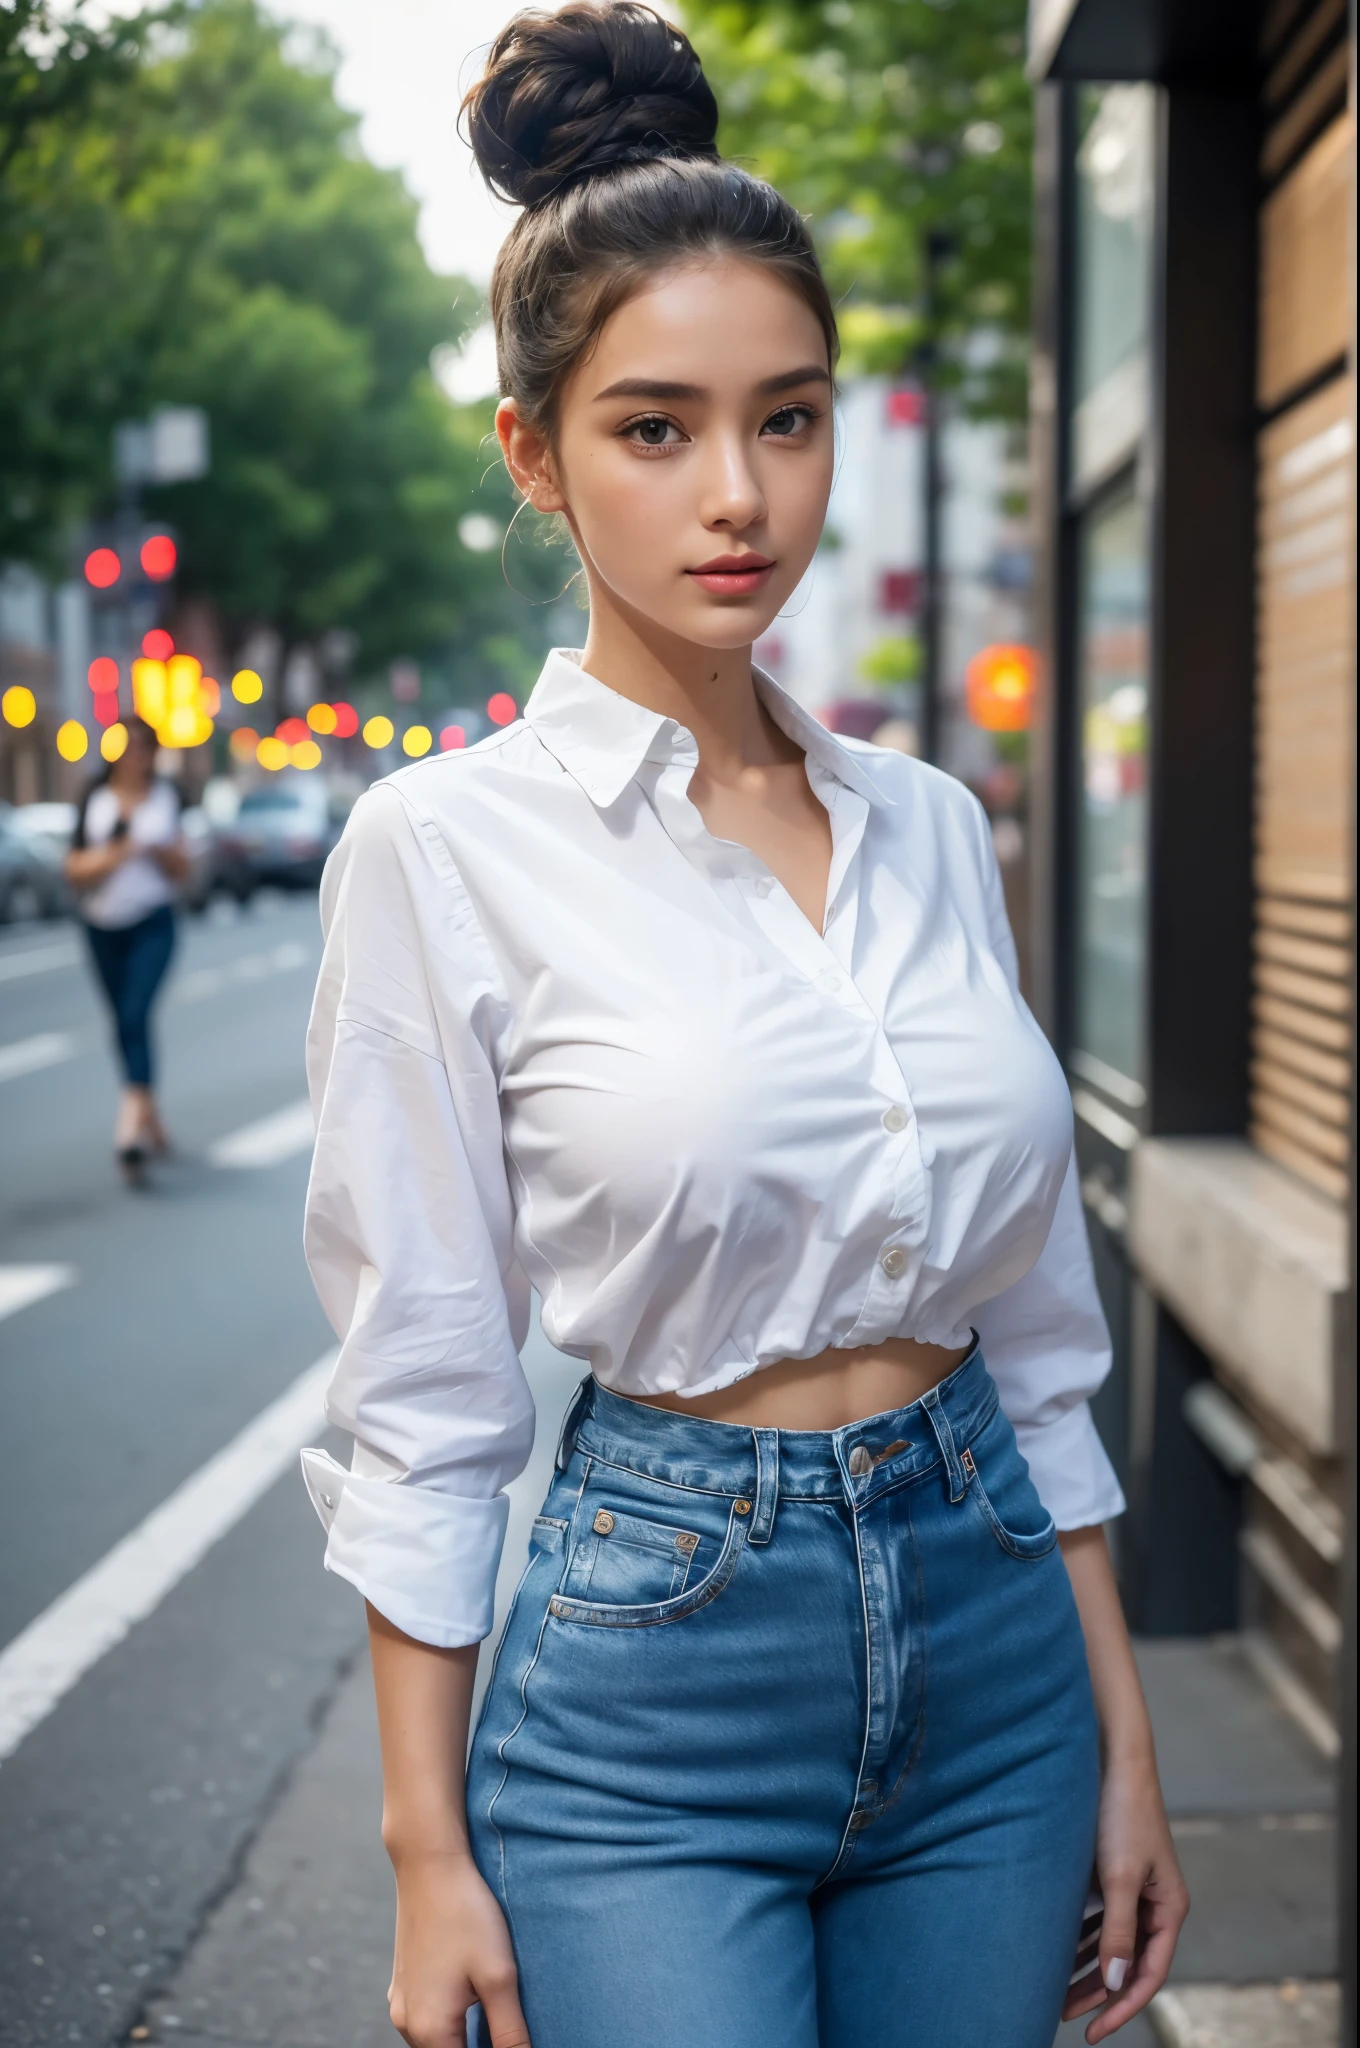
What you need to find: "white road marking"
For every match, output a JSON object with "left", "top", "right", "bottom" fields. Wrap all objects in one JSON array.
[
  {"left": 172, "top": 940, "right": 312, "bottom": 1008},
  {"left": 0, "top": 1265, "right": 76, "bottom": 1323},
  {"left": 0, "top": 1031, "right": 77, "bottom": 1084},
  {"left": 0, "top": 1351, "right": 337, "bottom": 1765},
  {"left": 0, "top": 941, "right": 81, "bottom": 985},
  {"left": 208, "top": 1097, "right": 314, "bottom": 1169}
]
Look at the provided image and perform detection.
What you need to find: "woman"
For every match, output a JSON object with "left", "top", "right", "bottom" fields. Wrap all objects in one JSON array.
[
  {"left": 300, "top": 9, "right": 1188, "bottom": 2044},
  {"left": 65, "top": 715, "right": 187, "bottom": 1180}
]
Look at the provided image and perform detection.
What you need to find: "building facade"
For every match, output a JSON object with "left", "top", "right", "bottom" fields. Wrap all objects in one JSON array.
[{"left": 1027, "top": 0, "right": 1355, "bottom": 2019}]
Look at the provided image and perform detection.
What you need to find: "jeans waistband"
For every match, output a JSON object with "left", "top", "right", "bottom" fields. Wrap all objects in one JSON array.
[{"left": 561, "top": 1341, "right": 998, "bottom": 1531}]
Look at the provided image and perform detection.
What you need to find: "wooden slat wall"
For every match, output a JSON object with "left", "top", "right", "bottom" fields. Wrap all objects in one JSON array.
[
  {"left": 1258, "top": 113, "right": 1352, "bottom": 406},
  {"left": 1253, "top": 368, "right": 1355, "bottom": 1201}
]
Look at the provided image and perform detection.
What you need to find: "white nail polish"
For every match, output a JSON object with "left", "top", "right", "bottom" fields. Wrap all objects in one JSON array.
[{"left": 1105, "top": 1958, "right": 1129, "bottom": 1993}]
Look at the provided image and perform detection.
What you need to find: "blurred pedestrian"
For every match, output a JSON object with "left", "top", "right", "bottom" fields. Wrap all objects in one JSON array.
[
  {"left": 64, "top": 716, "right": 188, "bottom": 1183},
  {"left": 300, "top": 9, "right": 1189, "bottom": 2046}
]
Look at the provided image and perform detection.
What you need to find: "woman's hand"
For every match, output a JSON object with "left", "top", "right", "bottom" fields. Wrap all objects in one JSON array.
[
  {"left": 388, "top": 1848, "right": 530, "bottom": 2048},
  {"left": 1059, "top": 1528, "right": 1189, "bottom": 2040},
  {"left": 1062, "top": 1750, "right": 1189, "bottom": 2039}
]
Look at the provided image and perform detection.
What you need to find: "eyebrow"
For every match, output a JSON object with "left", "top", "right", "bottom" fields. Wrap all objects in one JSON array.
[{"left": 593, "top": 365, "right": 832, "bottom": 403}]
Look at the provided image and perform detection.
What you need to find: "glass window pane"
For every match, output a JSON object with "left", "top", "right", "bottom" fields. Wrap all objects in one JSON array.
[
  {"left": 1072, "top": 85, "right": 1156, "bottom": 481},
  {"left": 1074, "top": 485, "right": 1149, "bottom": 1088}
]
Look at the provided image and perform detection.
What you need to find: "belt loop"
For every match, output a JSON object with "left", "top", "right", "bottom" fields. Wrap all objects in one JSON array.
[
  {"left": 554, "top": 1375, "right": 593, "bottom": 1473},
  {"left": 748, "top": 1428, "right": 779, "bottom": 1545},
  {"left": 921, "top": 1385, "right": 968, "bottom": 1504}
]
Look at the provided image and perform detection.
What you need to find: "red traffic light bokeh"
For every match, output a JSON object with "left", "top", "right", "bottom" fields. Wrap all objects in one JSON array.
[
  {"left": 84, "top": 548, "right": 121, "bottom": 590},
  {"left": 140, "top": 534, "right": 177, "bottom": 580}
]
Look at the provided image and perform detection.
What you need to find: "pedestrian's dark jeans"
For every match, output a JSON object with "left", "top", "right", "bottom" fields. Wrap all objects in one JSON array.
[
  {"left": 468, "top": 1346, "right": 1100, "bottom": 2048},
  {"left": 84, "top": 904, "right": 176, "bottom": 1088}
]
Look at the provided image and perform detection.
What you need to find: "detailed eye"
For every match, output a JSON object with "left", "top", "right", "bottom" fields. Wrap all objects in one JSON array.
[
  {"left": 762, "top": 404, "right": 818, "bottom": 438},
  {"left": 621, "top": 414, "right": 686, "bottom": 450}
]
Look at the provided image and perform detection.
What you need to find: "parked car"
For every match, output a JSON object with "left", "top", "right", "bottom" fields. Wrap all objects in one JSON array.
[
  {"left": 0, "top": 803, "right": 72, "bottom": 922},
  {"left": 216, "top": 776, "right": 351, "bottom": 896}
]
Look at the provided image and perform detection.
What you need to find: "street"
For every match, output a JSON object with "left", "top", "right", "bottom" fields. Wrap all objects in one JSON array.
[{"left": 0, "top": 895, "right": 583, "bottom": 2047}]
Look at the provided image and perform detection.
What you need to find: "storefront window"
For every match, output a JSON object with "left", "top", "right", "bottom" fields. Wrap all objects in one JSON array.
[
  {"left": 1074, "top": 485, "right": 1149, "bottom": 1090},
  {"left": 1073, "top": 85, "right": 1156, "bottom": 483}
]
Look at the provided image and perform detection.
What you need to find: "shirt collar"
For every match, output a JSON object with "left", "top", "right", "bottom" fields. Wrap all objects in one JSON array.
[{"left": 523, "top": 648, "right": 893, "bottom": 812}]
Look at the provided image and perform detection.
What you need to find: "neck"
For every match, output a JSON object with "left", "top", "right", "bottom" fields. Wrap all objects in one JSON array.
[{"left": 579, "top": 580, "right": 791, "bottom": 779}]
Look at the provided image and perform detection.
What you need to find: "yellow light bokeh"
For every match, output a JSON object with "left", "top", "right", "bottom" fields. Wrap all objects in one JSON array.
[
  {"left": 362, "top": 715, "right": 394, "bottom": 749},
  {"left": 290, "top": 739, "right": 323, "bottom": 770},
  {"left": 167, "top": 654, "right": 203, "bottom": 710},
  {"left": 162, "top": 704, "right": 213, "bottom": 748},
  {"left": 101, "top": 722, "right": 129, "bottom": 763},
  {"left": 132, "top": 658, "right": 168, "bottom": 724},
  {"left": 306, "top": 702, "right": 337, "bottom": 735},
  {"left": 200, "top": 677, "right": 221, "bottom": 715},
  {"left": 3, "top": 685, "right": 37, "bottom": 729},
  {"left": 232, "top": 669, "right": 264, "bottom": 704},
  {"left": 256, "top": 735, "right": 290, "bottom": 771},
  {"left": 56, "top": 719, "right": 89, "bottom": 763},
  {"left": 402, "top": 724, "right": 433, "bottom": 758}
]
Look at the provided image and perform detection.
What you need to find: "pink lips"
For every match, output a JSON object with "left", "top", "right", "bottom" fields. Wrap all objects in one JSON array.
[{"left": 686, "top": 553, "right": 775, "bottom": 597}]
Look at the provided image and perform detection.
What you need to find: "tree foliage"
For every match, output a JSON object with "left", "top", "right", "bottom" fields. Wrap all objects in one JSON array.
[
  {"left": 682, "top": 0, "right": 1033, "bottom": 414},
  {"left": 1, "top": 0, "right": 531, "bottom": 674}
]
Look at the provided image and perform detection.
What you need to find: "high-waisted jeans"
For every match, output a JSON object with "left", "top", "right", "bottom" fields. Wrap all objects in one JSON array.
[
  {"left": 467, "top": 1347, "right": 1100, "bottom": 2048},
  {"left": 84, "top": 904, "right": 176, "bottom": 1088}
]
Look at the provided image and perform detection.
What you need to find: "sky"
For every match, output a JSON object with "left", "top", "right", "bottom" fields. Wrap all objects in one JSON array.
[{"left": 277, "top": 0, "right": 527, "bottom": 287}]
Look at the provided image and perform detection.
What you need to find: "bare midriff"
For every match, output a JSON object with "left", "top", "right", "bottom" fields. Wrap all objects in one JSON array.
[{"left": 631, "top": 1335, "right": 975, "bottom": 1432}]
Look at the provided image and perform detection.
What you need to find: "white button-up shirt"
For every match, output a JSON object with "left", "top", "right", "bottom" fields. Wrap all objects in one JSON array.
[{"left": 301, "top": 649, "right": 1122, "bottom": 1647}]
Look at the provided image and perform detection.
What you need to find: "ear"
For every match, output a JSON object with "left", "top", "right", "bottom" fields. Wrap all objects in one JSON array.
[{"left": 496, "top": 400, "right": 568, "bottom": 515}]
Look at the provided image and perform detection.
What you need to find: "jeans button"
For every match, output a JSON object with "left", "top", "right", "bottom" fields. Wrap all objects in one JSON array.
[
  {"left": 848, "top": 1445, "right": 872, "bottom": 1476},
  {"left": 592, "top": 1509, "right": 615, "bottom": 1535}
]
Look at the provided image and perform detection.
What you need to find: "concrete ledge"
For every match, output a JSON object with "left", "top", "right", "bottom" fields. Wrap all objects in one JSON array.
[
  {"left": 1151, "top": 1981, "right": 1338, "bottom": 2048},
  {"left": 1128, "top": 1139, "right": 1348, "bottom": 1456}
]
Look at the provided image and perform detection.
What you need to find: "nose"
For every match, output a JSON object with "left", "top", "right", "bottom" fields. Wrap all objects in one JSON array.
[{"left": 698, "top": 429, "right": 767, "bottom": 534}]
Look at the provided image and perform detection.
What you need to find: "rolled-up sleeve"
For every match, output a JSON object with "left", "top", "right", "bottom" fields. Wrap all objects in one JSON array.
[
  {"left": 968, "top": 799, "right": 1125, "bottom": 1530},
  {"left": 301, "top": 782, "right": 535, "bottom": 1647}
]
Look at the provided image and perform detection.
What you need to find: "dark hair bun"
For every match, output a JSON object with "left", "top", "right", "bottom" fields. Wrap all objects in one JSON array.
[{"left": 464, "top": 2, "right": 719, "bottom": 208}]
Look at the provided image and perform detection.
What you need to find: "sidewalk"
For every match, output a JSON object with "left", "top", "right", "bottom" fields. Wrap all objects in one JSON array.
[{"left": 137, "top": 1340, "right": 1338, "bottom": 2047}]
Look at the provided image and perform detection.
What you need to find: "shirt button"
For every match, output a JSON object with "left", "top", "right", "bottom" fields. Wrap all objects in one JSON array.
[
  {"left": 882, "top": 1105, "right": 908, "bottom": 1134},
  {"left": 880, "top": 1246, "right": 907, "bottom": 1279},
  {"left": 754, "top": 877, "right": 774, "bottom": 898},
  {"left": 818, "top": 968, "right": 841, "bottom": 992}
]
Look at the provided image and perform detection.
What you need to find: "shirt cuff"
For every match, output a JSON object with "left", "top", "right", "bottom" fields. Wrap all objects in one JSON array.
[
  {"left": 300, "top": 1447, "right": 509, "bottom": 1648},
  {"left": 1011, "top": 1402, "right": 1125, "bottom": 1530}
]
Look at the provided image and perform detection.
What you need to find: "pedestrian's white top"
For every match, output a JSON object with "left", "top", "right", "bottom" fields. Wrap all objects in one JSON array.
[
  {"left": 75, "top": 779, "right": 180, "bottom": 929},
  {"left": 300, "top": 648, "right": 1123, "bottom": 1647}
]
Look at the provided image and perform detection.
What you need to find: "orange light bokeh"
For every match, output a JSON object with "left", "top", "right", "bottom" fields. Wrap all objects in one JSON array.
[{"left": 965, "top": 643, "right": 1036, "bottom": 733}]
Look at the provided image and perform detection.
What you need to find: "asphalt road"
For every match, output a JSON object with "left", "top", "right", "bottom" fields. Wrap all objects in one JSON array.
[{"left": 0, "top": 894, "right": 367, "bottom": 2047}]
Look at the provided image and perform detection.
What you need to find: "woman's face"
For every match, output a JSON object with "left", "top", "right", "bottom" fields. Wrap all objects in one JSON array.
[{"left": 498, "top": 258, "right": 835, "bottom": 651}]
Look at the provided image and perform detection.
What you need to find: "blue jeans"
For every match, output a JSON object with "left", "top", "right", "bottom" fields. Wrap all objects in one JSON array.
[
  {"left": 468, "top": 1347, "right": 1100, "bottom": 2047},
  {"left": 84, "top": 905, "right": 176, "bottom": 1088}
]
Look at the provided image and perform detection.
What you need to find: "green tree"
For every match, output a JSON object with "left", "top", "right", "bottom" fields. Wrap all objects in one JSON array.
[
  {"left": 683, "top": 0, "right": 1033, "bottom": 414},
  {"left": 1, "top": 0, "right": 539, "bottom": 677}
]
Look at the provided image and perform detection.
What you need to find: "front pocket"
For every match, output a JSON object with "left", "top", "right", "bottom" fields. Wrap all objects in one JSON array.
[
  {"left": 560, "top": 1504, "right": 702, "bottom": 1607},
  {"left": 962, "top": 1428, "right": 1059, "bottom": 1562},
  {"left": 550, "top": 1497, "right": 748, "bottom": 1629}
]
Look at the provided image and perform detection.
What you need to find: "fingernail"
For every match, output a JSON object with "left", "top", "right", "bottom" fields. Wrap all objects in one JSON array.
[{"left": 1104, "top": 1958, "right": 1129, "bottom": 1993}]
